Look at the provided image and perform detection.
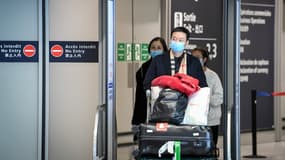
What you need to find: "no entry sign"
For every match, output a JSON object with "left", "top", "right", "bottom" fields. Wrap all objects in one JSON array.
[
  {"left": 0, "top": 41, "right": 38, "bottom": 62},
  {"left": 49, "top": 41, "right": 99, "bottom": 63},
  {"left": 23, "top": 44, "right": 36, "bottom": 57},
  {"left": 51, "top": 44, "right": 64, "bottom": 57}
]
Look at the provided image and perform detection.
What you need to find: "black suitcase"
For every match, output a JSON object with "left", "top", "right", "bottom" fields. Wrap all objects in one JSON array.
[
  {"left": 133, "top": 89, "right": 218, "bottom": 159},
  {"left": 137, "top": 123, "right": 216, "bottom": 158}
]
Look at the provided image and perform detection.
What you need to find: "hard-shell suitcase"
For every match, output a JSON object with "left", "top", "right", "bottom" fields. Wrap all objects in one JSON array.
[{"left": 137, "top": 123, "right": 216, "bottom": 158}]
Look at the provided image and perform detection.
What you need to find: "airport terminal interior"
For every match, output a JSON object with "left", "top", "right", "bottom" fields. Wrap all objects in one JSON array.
[{"left": 0, "top": 0, "right": 285, "bottom": 160}]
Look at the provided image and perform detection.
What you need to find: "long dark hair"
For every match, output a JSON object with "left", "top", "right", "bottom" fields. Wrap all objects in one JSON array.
[{"left": 148, "top": 37, "right": 168, "bottom": 53}]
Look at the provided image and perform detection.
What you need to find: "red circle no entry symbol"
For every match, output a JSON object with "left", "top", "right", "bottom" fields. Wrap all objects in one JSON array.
[
  {"left": 23, "top": 44, "right": 36, "bottom": 57},
  {"left": 51, "top": 45, "right": 64, "bottom": 57}
]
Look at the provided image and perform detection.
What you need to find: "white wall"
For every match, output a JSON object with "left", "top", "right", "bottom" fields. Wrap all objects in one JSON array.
[
  {"left": 0, "top": 1, "right": 39, "bottom": 160},
  {"left": 116, "top": 0, "right": 161, "bottom": 134},
  {"left": 115, "top": 0, "right": 161, "bottom": 159},
  {"left": 48, "top": 0, "right": 100, "bottom": 160}
]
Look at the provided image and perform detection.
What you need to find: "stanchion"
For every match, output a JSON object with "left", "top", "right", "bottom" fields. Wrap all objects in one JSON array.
[{"left": 243, "top": 89, "right": 266, "bottom": 158}]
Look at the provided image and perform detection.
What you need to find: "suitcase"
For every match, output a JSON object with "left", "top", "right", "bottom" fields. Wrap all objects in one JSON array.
[
  {"left": 133, "top": 89, "right": 218, "bottom": 160},
  {"left": 137, "top": 123, "right": 216, "bottom": 158}
]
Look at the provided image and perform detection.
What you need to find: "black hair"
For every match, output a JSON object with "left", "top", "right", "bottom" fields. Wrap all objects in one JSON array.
[
  {"left": 148, "top": 37, "right": 168, "bottom": 53},
  {"left": 192, "top": 47, "right": 209, "bottom": 66},
  {"left": 171, "top": 27, "right": 190, "bottom": 40}
]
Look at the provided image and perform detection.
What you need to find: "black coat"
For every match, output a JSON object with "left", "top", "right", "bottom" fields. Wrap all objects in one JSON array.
[
  {"left": 143, "top": 51, "right": 208, "bottom": 89},
  {"left": 131, "top": 59, "right": 152, "bottom": 125}
]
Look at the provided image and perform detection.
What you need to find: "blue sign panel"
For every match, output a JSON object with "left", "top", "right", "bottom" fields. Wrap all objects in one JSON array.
[
  {"left": 0, "top": 41, "right": 38, "bottom": 62},
  {"left": 49, "top": 41, "right": 99, "bottom": 63}
]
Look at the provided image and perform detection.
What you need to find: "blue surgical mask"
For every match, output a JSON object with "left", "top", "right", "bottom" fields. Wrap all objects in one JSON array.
[
  {"left": 170, "top": 41, "right": 185, "bottom": 53},
  {"left": 150, "top": 50, "right": 163, "bottom": 58}
]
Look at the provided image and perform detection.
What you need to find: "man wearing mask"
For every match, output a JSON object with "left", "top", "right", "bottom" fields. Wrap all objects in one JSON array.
[{"left": 143, "top": 27, "right": 208, "bottom": 90}]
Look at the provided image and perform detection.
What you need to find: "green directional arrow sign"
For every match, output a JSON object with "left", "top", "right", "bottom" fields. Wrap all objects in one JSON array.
[
  {"left": 117, "top": 43, "right": 125, "bottom": 61},
  {"left": 141, "top": 43, "right": 149, "bottom": 61}
]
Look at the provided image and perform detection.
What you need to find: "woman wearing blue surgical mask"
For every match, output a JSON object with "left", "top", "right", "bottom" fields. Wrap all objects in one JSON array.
[
  {"left": 132, "top": 37, "right": 168, "bottom": 133},
  {"left": 144, "top": 27, "right": 208, "bottom": 90},
  {"left": 192, "top": 48, "right": 223, "bottom": 147},
  {"left": 149, "top": 40, "right": 165, "bottom": 58}
]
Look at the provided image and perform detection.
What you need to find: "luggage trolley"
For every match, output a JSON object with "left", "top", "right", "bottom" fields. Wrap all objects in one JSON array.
[{"left": 133, "top": 89, "right": 219, "bottom": 160}]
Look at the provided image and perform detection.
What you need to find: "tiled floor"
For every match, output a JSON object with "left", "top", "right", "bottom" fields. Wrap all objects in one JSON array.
[
  {"left": 217, "top": 141, "right": 285, "bottom": 160},
  {"left": 117, "top": 131, "right": 285, "bottom": 160},
  {"left": 240, "top": 141, "right": 285, "bottom": 160},
  {"left": 217, "top": 130, "right": 285, "bottom": 159}
]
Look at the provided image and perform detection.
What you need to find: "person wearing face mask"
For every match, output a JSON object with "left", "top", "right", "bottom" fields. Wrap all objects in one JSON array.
[
  {"left": 143, "top": 27, "right": 208, "bottom": 90},
  {"left": 131, "top": 37, "right": 168, "bottom": 128},
  {"left": 192, "top": 47, "right": 223, "bottom": 147}
]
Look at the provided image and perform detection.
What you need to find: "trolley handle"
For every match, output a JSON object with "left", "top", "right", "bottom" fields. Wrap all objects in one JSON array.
[{"left": 146, "top": 89, "right": 151, "bottom": 123}]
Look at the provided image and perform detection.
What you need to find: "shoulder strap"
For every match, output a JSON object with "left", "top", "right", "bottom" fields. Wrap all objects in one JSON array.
[
  {"left": 170, "top": 52, "right": 187, "bottom": 75},
  {"left": 170, "top": 53, "right": 175, "bottom": 76}
]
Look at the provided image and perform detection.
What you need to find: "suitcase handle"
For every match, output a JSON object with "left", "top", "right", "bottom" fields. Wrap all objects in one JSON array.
[{"left": 146, "top": 89, "right": 151, "bottom": 123}]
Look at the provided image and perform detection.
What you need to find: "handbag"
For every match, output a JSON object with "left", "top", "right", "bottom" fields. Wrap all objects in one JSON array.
[
  {"left": 149, "top": 88, "right": 188, "bottom": 125},
  {"left": 182, "top": 87, "right": 211, "bottom": 125}
]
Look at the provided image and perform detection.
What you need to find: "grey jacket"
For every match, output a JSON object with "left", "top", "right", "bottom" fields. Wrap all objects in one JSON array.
[{"left": 205, "top": 68, "right": 223, "bottom": 126}]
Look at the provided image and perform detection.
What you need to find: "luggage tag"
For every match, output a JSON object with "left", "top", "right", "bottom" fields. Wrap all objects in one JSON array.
[{"left": 155, "top": 123, "right": 168, "bottom": 132}]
